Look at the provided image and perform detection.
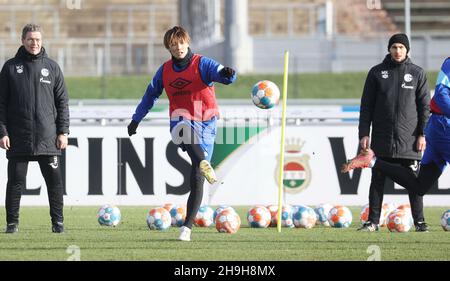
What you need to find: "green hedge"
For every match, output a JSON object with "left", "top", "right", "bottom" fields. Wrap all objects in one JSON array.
[{"left": 65, "top": 72, "right": 439, "bottom": 100}]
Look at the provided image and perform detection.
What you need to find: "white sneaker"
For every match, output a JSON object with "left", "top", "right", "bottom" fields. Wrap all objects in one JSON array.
[
  {"left": 199, "top": 160, "right": 217, "bottom": 184},
  {"left": 178, "top": 226, "right": 191, "bottom": 241}
]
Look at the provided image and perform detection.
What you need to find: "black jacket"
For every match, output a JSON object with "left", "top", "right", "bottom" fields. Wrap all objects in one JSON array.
[
  {"left": 358, "top": 55, "right": 430, "bottom": 160},
  {"left": 0, "top": 46, "right": 69, "bottom": 158}
]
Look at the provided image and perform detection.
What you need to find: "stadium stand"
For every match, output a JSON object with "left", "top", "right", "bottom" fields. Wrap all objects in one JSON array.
[
  {"left": 0, "top": 0, "right": 400, "bottom": 39},
  {"left": 0, "top": 0, "right": 448, "bottom": 75},
  {"left": 383, "top": 0, "right": 450, "bottom": 36},
  {"left": 248, "top": 0, "right": 398, "bottom": 37}
]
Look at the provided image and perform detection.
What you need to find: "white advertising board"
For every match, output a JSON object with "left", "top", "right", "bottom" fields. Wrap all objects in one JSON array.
[{"left": 0, "top": 121, "right": 448, "bottom": 206}]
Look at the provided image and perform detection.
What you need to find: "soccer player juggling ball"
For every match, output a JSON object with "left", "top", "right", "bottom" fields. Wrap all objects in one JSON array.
[{"left": 127, "top": 26, "right": 237, "bottom": 241}]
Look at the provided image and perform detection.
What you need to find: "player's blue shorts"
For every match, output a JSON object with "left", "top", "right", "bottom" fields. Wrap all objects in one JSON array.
[
  {"left": 421, "top": 114, "right": 450, "bottom": 172},
  {"left": 169, "top": 117, "right": 217, "bottom": 162}
]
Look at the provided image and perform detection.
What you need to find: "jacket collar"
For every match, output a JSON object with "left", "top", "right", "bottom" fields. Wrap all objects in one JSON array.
[
  {"left": 15, "top": 46, "right": 47, "bottom": 61},
  {"left": 383, "top": 54, "right": 411, "bottom": 67}
]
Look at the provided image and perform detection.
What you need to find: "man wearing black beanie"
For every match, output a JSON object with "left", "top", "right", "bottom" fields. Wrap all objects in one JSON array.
[
  {"left": 355, "top": 33, "right": 431, "bottom": 232},
  {"left": 388, "top": 33, "right": 410, "bottom": 54}
]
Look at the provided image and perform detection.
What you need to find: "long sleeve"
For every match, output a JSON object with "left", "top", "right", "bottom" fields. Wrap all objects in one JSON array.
[
  {"left": 415, "top": 70, "right": 430, "bottom": 135},
  {"left": 53, "top": 64, "right": 70, "bottom": 135},
  {"left": 0, "top": 64, "right": 9, "bottom": 138},
  {"left": 198, "top": 57, "right": 237, "bottom": 86},
  {"left": 132, "top": 65, "right": 164, "bottom": 123},
  {"left": 434, "top": 84, "right": 450, "bottom": 117},
  {"left": 433, "top": 58, "right": 450, "bottom": 117},
  {"left": 358, "top": 69, "right": 377, "bottom": 139}
]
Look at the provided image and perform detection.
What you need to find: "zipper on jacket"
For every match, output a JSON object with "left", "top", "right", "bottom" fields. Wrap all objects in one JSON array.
[
  {"left": 24, "top": 62, "right": 36, "bottom": 155},
  {"left": 31, "top": 61, "right": 38, "bottom": 155},
  {"left": 393, "top": 66, "right": 400, "bottom": 157}
]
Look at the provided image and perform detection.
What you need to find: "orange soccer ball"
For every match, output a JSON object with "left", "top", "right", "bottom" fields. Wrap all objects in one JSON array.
[{"left": 215, "top": 209, "right": 241, "bottom": 234}]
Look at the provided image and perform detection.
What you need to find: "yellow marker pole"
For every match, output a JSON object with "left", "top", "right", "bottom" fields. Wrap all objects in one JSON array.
[{"left": 277, "top": 51, "right": 289, "bottom": 233}]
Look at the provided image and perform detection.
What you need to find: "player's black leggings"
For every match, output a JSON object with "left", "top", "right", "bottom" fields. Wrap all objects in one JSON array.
[
  {"left": 374, "top": 160, "right": 442, "bottom": 196},
  {"left": 368, "top": 158, "right": 424, "bottom": 225},
  {"left": 5, "top": 156, "right": 64, "bottom": 225},
  {"left": 181, "top": 142, "right": 206, "bottom": 229}
]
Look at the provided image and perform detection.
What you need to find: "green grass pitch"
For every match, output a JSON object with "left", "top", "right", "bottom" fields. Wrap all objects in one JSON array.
[{"left": 0, "top": 206, "right": 448, "bottom": 261}]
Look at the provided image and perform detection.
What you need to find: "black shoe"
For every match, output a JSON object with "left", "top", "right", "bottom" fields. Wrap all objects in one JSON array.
[
  {"left": 52, "top": 222, "right": 65, "bottom": 233},
  {"left": 357, "top": 221, "right": 379, "bottom": 232},
  {"left": 415, "top": 222, "right": 429, "bottom": 232},
  {"left": 5, "top": 223, "right": 18, "bottom": 234}
]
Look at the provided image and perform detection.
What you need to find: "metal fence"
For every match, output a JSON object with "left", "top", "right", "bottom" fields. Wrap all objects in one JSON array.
[{"left": 0, "top": 1, "right": 449, "bottom": 75}]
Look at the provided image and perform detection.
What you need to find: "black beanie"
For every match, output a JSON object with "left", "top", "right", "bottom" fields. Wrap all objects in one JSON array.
[{"left": 388, "top": 33, "right": 410, "bottom": 53}]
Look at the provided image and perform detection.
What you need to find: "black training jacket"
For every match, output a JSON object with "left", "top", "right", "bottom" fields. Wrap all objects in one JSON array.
[
  {"left": 0, "top": 46, "right": 69, "bottom": 158},
  {"left": 358, "top": 54, "right": 430, "bottom": 160}
]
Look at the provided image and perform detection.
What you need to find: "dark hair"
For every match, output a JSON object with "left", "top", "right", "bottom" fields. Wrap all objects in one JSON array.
[
  {"left": 163, "top": 26, "right": 190, "bottom": 49},
  {"left": 21, "top": 24, "right": 42, "bottom": 40}
]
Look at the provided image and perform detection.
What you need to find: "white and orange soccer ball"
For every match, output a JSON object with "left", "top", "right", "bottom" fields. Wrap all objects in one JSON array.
[
  {"left": 386, "top": 209, "right": 413, "bottom": 232},
  {"left": 195, "top": 205, "right": 215, "bottom": 227},
  {"left": 147, "top": 207, "right": 171, "bottom": 231},
  {"left": 441, "top": 210, "right": 450, "bottom": 231},
  {"left": 327, "top": 205, "right": 352, "bottom": 228},
  {"left": 215, "top": 209, "right": 241, "bottom": 234},
  {"left": 396, "top": 203, "right": 412, "bottom": 214},
  {"left": 267, "top": 204, "right": 294, "bottom": 228},
  {"left": 314, "top": 203, "right": 333, "bottom": 226},
  {"left": 213, "top": 205, "right": 236, "bottom": 222},
  {"left": 266, "top": 205, "right": 279, "bottom": 226},
  {"left": 360, "top": 203, "right": 397, "bottom": 227},
  {"left": 169, "top": 205, "right": 186, "bottom": 227},
  {"left": 359, "top": 204, "right": 370, "bottom": 224},
  {"left": 162, "top": 203, "right": 174, "bottom": 212},
  {"left": 251, "top": 80, "right": 280, "bottom": 109},
  {"left": 247, "top": 205, "right": 271, "bottom": 228},
  {"left": 293, "top": 205, "right": 317, "bottom": 229},
  {"left": 380, "top": 203, "right": 397, "bottom": 226},
  {"left": 396, "top": 203, "right": 411, "bottom": 211}
]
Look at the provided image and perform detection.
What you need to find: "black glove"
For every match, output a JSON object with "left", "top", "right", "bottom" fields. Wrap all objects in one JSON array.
[
  {"left": 127, "top": 120, "right": 139, "bottom": 137},
  {"left": 219, "top": 66, "right": 235, "bottom": 79}
]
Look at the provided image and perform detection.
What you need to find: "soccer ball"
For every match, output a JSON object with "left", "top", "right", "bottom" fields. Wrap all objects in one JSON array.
[
  {"left": 293, "top": 205, "right": 317, "bottom": 229},
  {"left": 215, "top": 209, "right": 241, "bottom": 233},
  {"left": 195, "top": 205, "right": 215, "bottom": 227},
  {"left": 213, "top": 205, "right": 236, "bottom": 222},
  {"left": 97, "top": 204, "right": 121, "bottom": 227},
  {"left": 266, "top": 205, "right": 279, "bottom": 227},
  {"left": 169, "top": 205, "right": 186, "bottom": 227},
  {"left": 360, "top": 203, "right": 396, "bottom": 227},
  {"left": 392, "top": 204, "right": 412, "bottom": 221},
  {"left": 441, "top": 210, "right": 450, "bottom": 231},
  {"left": 397, "top": 203, "right": 411, "bottom": 210},
  {"left": 396, "top": 204, "right": 412, "bottom": 214},
  {"left": 162, "top": 203, "right": 174, "bottom": 212},
  {"left": 359, "top": 204, "right": 370, "bottom": 224},
  {"left": 314, "top": 203, "right": 333, "bottom": 226},
  {"left": 327, "top": 205, "right": 352, "bottom": 228},
  {"left": 251, "top": 80, "right": 280, "bottom": 109},
  {"left": 147, "top": 207, "right": 171, "bottom": 231},
  {"left": 247, "top": 205, "right": 271, "bottom": 228},
  {"left": 267, "top": 204, "right": 295, "bottom": 228},
  {"left": 380, "top": 203, "right": 397, "bottom": 227},
  {"left": 386, "top": 209, "right": 413, "bottom": 232}
]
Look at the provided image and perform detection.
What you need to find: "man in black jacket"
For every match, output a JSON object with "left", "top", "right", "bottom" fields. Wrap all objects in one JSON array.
[
  {"left": 0, "top": 24, "right": 69, "bottom": 233},
  {"left": 357, "top": 33, "right": 430, "bottom": 232}
]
